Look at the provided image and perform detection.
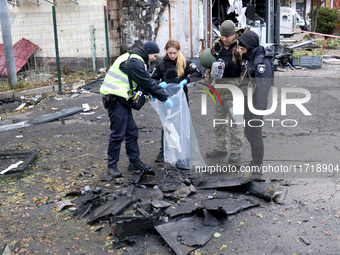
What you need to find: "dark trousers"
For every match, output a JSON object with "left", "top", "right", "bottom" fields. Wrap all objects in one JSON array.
[
  {"left": 244, "top": 81, "right": 271, "bottom": 166},
  {"left": 107, "top": 100, "right": 140, "bottom": 168},
  {"left": 244, "top": 108, "right": 264, "bottom": 165}
]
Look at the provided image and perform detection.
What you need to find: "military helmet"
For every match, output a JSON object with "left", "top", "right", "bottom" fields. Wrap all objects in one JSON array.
[{"left": 200, "top": 48, "right": 216, "bottom": 69}]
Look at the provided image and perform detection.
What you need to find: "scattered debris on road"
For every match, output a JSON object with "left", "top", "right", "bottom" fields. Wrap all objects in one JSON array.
[
  {"left": 0, "top": 149, "right": 37, "bottom": 175},
  {"left": 63, "top": 166, "right": 288, "bottom": 254},
  {"left": 34, "top": 106, "right": 84, "bottom": 124}
]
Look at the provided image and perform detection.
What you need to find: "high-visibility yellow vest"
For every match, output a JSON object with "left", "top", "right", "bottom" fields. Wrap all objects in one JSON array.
[{"left": 100, "top": 53, "right": 146, "bottom": 100}]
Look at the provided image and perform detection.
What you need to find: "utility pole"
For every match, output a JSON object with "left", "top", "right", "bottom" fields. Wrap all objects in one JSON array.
[{"left": 0, "top": 0, "right": 17, "bottom": 88}]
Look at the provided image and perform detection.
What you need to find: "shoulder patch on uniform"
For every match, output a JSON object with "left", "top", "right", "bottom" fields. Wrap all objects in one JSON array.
[
  {"left": 257, "top": 64, "right": 266, "bottom": 74},
  {"left": 189, "top": 63, "right": 197, "bottom": 69}
]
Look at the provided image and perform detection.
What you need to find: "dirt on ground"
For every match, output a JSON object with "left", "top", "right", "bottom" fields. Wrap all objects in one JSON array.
[{"left": 0, "top": 76, "right": 339, "bottom": 254}]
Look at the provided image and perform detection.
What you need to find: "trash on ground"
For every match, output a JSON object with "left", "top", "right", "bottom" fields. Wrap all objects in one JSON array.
[
  {"left": 80, "top": 111, "right": 95, "bottom": 115},
  {"left": 111, "top": 216, "right": 154, "bottom": 239},
  {"left": 0, "top": 150, "right": 37, "bottom": 175},
  {"left": 13, "top": 94, "right": 46, "bottom": 107},
  {"left": 151, "top": 200, "right": 172, "bottom": 208},
  {"left": 14, "top": 103, "right": 26, "bottom": 111},
  {"left": 155, "top": 216, "right": 216, "bottom": 255},
  {"left": 165, "top": 199, "right": 201, "bottom": 217},
  {"left": 245, "top": 180, "right": 284, "bottom": 202},
  {"left": 0, "top": 160, "right": 24, "bottom": 175},
  {"left": 80, "top": 79, "right": 103, "bottom": 93},
  {"left": 82, "top": 103, "right": 91, "bottom": 111},
  {"left": 0, "top": 120, "right": 32, "bottom": 133},
  {"left": 197, "top": 176, "right": 251, "bottom": 189},
  {"left": 35, "top": 106, "right": 84, "bottom": 123},
  {"left": 203, "top": 209, "right": 220, "bottom": 226},
  {"left": 57, "top": 200, "right": 75, "bottom": 211},
  {"left": 60, "top": 156, "right": 288, "bottom": 254},
  {"left": 173, "top": 183, "right": 196, "bottom": 198}
]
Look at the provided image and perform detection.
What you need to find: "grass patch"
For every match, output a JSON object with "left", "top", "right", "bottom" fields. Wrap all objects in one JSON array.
[
  {"left": 292, "top": 48, "right": 325, "bottom": 58},
  {"left": 0, "top": 69, "right": 99, "bottom": 93},
  {"left": 0, "top": 78, "right": 42, "bottom": 92}
]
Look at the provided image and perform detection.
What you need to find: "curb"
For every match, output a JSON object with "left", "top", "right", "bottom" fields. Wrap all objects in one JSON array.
[
  {"left": 0, "top": 84, "right": 75, "bottom": 99},
  {"left": 0, "top": 91, "right": 14, "bottom": 99}
]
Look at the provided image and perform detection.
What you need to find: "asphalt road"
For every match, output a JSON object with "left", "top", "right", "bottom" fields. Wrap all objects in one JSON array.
[{"left": 0, "top": 76, "right": 339, "bottom": 254}]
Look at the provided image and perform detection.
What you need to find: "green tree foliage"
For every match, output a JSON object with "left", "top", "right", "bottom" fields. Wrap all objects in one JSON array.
[{"left": 309, "top": 6, "right": 339, "bottom": 35}]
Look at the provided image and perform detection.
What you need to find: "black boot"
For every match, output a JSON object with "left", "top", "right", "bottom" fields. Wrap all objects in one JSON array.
[
  {"left": 155, "top": 150, "right": 164, "bottom": 162},
  {"left": 108, "top": 167, "right": 122, "bottom": 178},
  {"left": 128, "top": 161, "right": 152, "bottom": 174},
  {"left": 206, "top": 149, "right": 228, "bottom": 158}
]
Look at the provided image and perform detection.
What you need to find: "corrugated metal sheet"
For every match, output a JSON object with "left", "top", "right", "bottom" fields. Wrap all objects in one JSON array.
[{"left": 0, "top": 38, "right": 38, "bottom": 76}]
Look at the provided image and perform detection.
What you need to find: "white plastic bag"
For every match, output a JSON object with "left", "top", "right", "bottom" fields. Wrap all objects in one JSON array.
[{"left": 151, "top": 83, "right": 206, "bottom": 169}]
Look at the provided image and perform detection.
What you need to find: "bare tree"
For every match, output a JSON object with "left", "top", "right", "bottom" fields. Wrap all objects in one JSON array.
[
  {"left": 303, "top": 0, "right": 308, "bottom": 31},
  {"left": 310, "top": 0, "right": 324, "bottom": 34}
]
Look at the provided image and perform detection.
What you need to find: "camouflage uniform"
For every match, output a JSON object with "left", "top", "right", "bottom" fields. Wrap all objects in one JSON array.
[{"left": 205, "top": 35, "right": 244, "bottom": 154}]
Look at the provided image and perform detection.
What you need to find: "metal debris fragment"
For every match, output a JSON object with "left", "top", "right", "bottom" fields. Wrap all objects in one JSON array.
[
  {"left": 165, "top": 199, "right": 201, "bottom": 217},
  {"left": 174, "top": 183, "right": 196, "bottom": 198},
  {"left": 197, "top": 176, "right": 251, "bottom": 189},
  {"left": 35, "top": 106, "right": 84, "bottom": 123},
  {"left": 155, "top": 216, "right": 216, "bottom": 255},
  {"left": 57, "top": 200, "right": 75, "bottom": 211},
  {"left": 111, "top": 216, "right": 154, "bottom": 239},
  {"left": 151, "top": 200, "right": 172, "bottom": 208},
  {"left": 246, "top": 180, "right": 282, "bottom": 202},
  {"left": 0, "top": 150, "right": 37, "bottom": 174},
  {"left": 0, "top": 120, "right": 32, "bottom": 133}
]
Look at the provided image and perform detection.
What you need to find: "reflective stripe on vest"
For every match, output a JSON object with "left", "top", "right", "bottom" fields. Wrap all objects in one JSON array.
[{"left": 100, "top": 53, "right": 145, "bottom": 100}]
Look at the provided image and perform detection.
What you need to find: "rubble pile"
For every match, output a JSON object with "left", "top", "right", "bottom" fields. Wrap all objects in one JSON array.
[{"left": 63, "top": 167, "right": 288, "bottom": 254}]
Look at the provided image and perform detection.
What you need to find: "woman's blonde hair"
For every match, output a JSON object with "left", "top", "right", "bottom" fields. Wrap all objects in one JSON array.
[{"left": 165, "top": 39, "right": 186, "bottom": 77}]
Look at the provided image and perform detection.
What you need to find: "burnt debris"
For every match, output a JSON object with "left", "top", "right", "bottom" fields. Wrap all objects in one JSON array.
[{"left": 65, "top": 166, "right": 288, "bottom": 254}]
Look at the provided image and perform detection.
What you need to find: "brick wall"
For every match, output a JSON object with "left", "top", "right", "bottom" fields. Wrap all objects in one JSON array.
[{"left": 107, "top": 0, "right": 122, "bottom": 61}]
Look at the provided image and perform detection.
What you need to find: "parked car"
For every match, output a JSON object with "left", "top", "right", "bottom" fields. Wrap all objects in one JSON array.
[{"left": 296, "top": 12, "right": 310, "bottom": 31}]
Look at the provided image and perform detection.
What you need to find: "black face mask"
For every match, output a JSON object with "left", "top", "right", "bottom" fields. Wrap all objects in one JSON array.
[{"left": 244, "top": 46, "right": 259, "bottom": 61}]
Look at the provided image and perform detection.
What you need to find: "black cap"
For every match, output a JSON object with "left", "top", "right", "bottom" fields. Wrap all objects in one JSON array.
[
  {"left": 238, "top": 31, "right": 259, "bottom": 51},
  {"left": 143, "top": 41, "right": 160, "bottom": 54}
]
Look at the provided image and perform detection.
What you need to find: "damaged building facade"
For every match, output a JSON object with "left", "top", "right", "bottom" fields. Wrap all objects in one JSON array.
[{"left": 2, "top": 0, "right": 279, "bottom": 71}]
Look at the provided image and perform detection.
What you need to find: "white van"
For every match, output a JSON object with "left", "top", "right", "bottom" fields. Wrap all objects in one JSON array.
[{"left": 280, "top": 7, "right": 297, "bottom": 37}]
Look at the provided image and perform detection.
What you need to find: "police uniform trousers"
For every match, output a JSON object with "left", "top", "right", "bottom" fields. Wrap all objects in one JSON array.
[
  {"left": 244, "top": 81, "right": 272, "bottom": 166},
  {"left": 107, "top": 100, "right": 140, "bottom": 168},
  {"left": 214, "top": 99, "right": 244, "bottom": 154}
]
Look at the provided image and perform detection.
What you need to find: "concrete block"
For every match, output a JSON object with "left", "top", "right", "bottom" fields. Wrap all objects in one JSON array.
[
  {"left": 0, "top": 91, "right": 14, "bottom": 99},
  {"left": 14, "top": 86, "right": 54, "bottom": 97}
]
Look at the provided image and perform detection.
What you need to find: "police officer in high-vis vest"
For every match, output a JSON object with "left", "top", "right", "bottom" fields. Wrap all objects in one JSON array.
[{"left": 100, "top": 41, "right": 174, "bottom": 178}]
